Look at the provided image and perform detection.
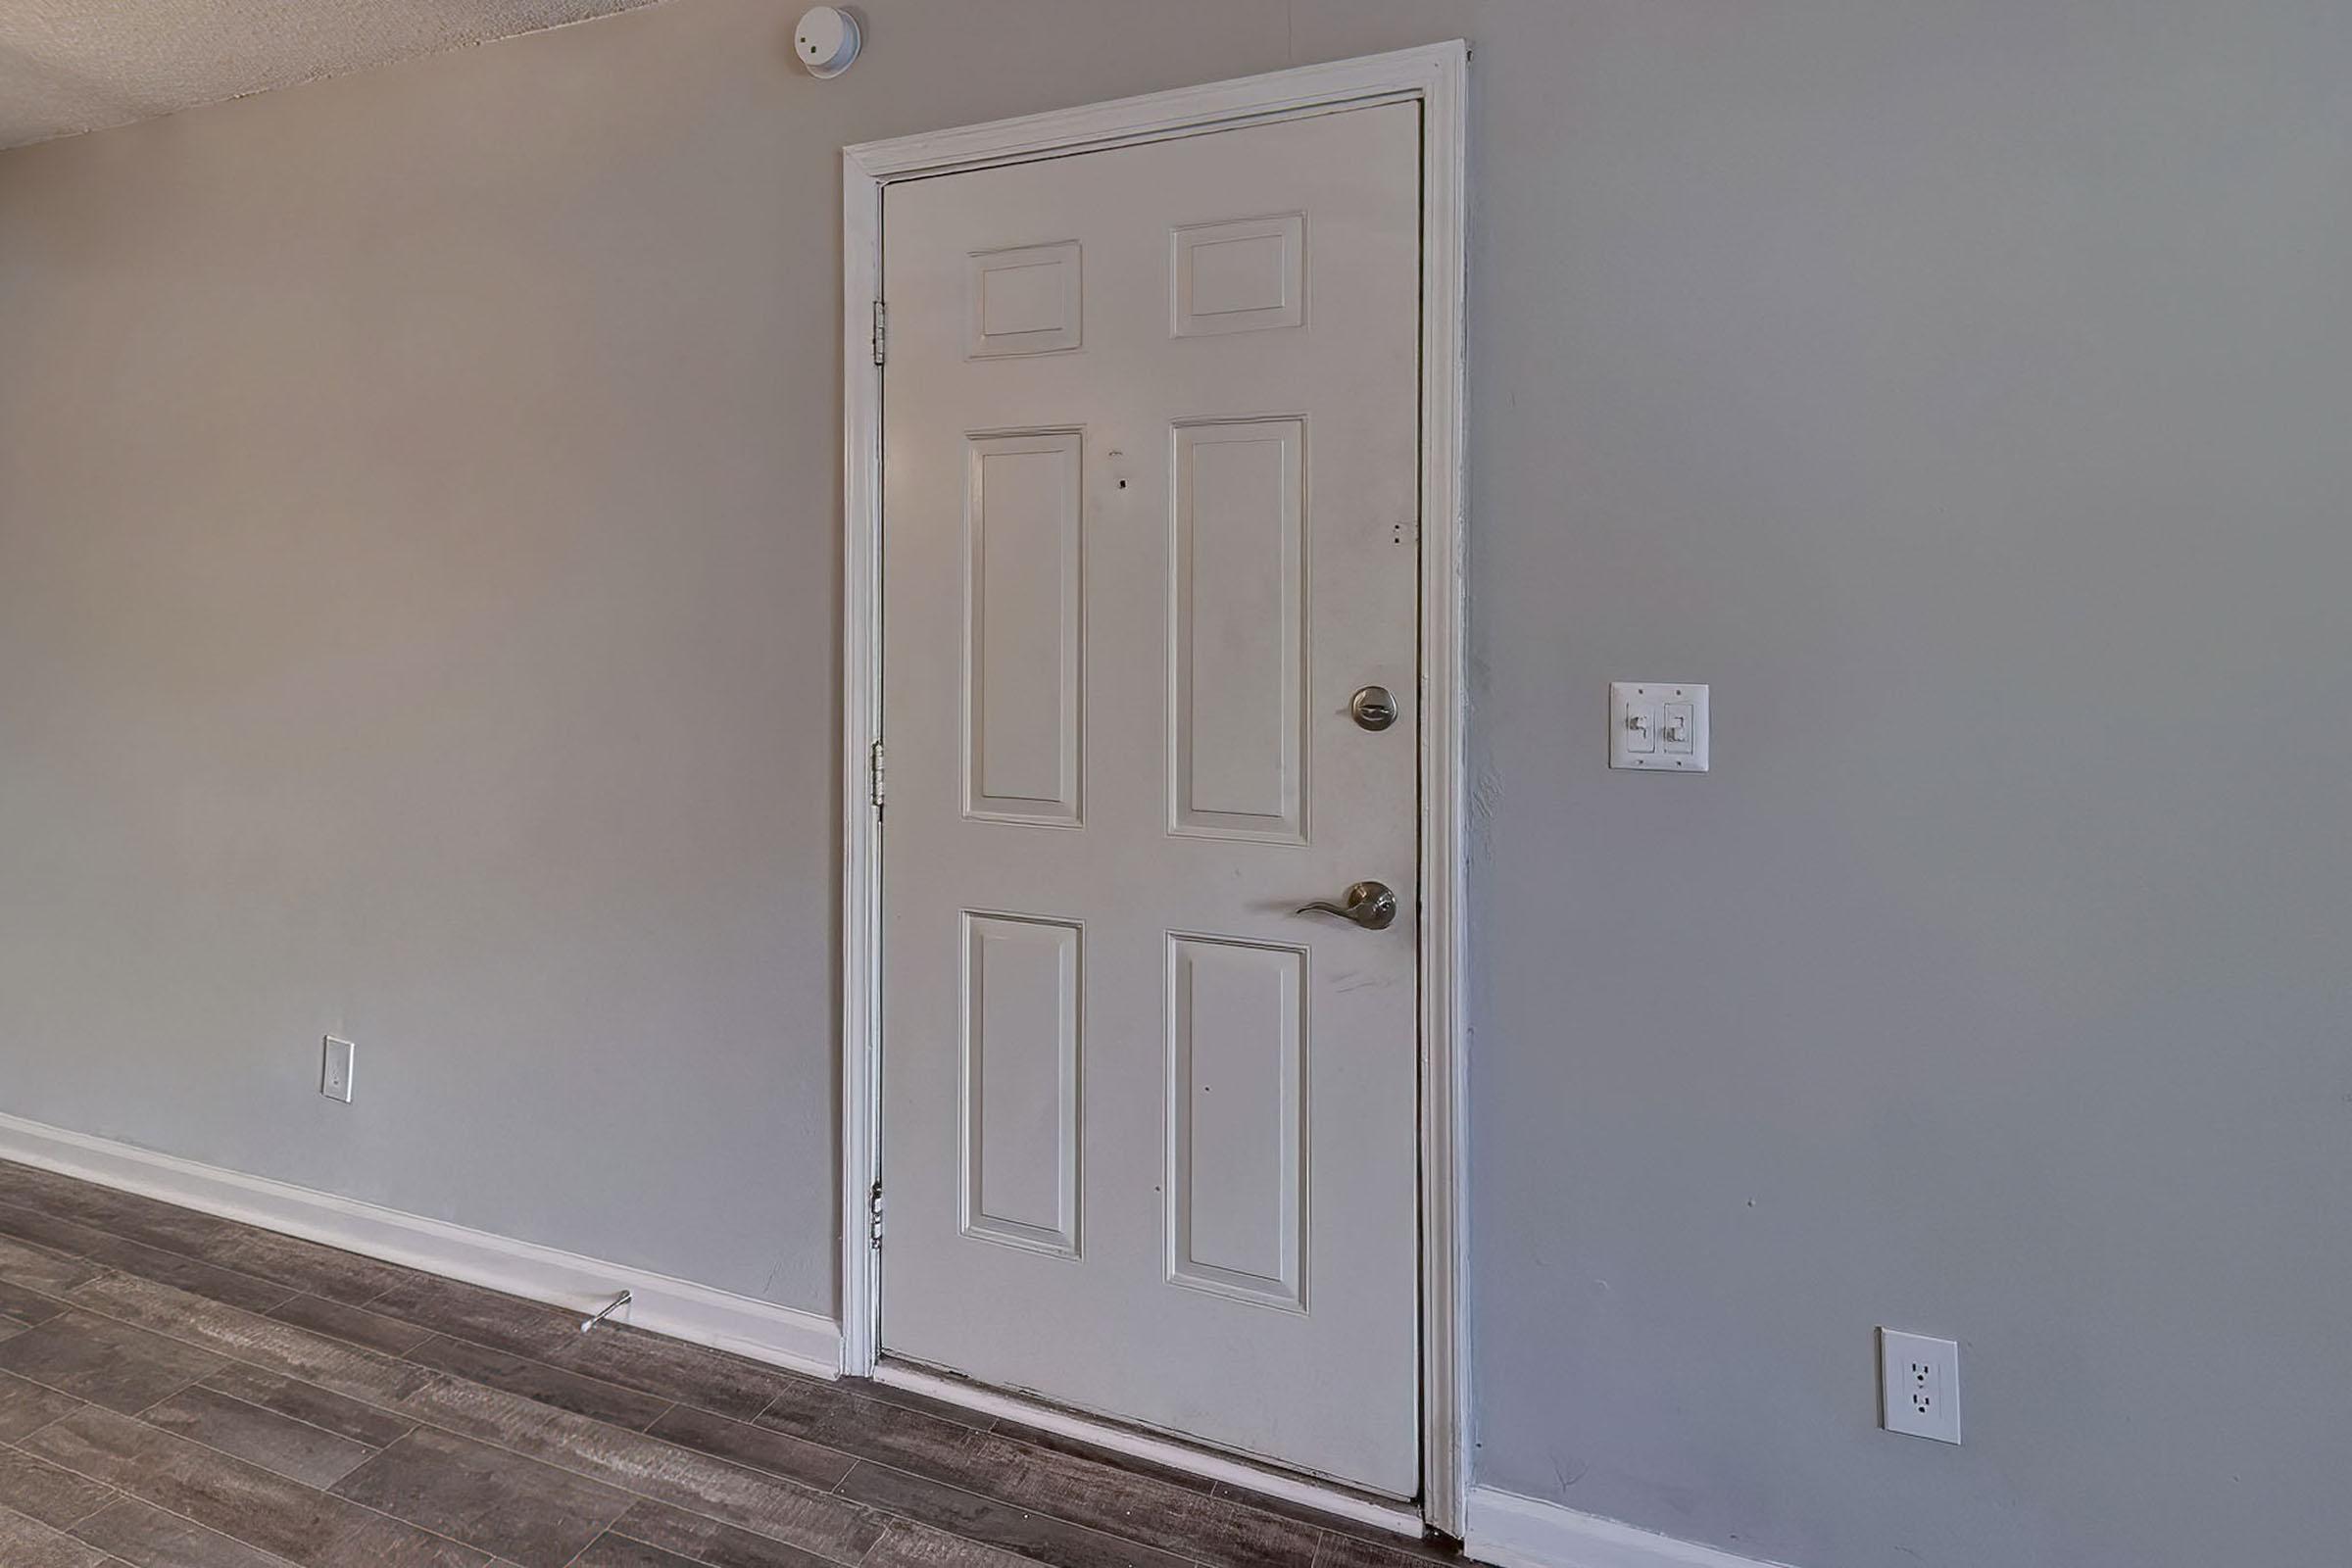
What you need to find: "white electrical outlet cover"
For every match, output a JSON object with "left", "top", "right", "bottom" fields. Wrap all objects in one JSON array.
[
  {"left": 1880, "top": 1328, "right": 1962, "bottom": 1444},
  {"left": 320, "top": 1036, "right": 356, "bottom": 1104},
  {"left": 1610, "top": 681, "right": 1709, "bottom": 771}
]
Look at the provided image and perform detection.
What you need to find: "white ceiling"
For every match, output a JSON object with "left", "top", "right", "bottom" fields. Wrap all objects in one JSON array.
[{"left": 0, "top": 0, "right": 666, "bottom": 149}]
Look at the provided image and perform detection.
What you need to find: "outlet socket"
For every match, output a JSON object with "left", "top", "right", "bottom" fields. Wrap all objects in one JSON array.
[
  {"left": 320, "top": 1037, "right": 356, "bottom": 1104},
  {"left": 1879, "top": 1328, "right": 1961, "bottom": 1444}
]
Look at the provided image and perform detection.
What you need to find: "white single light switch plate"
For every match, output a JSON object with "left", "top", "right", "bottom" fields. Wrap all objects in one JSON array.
[
  {"left": 320, "top": 1036, "right": 356, "bottom": 1103},
  {"left": 1610, "top": 682, "right": 1708, "bottom": 771}
]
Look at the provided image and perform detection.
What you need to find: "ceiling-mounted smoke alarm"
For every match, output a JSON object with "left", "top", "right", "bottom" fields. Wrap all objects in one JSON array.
[{"left": 795, "top": 7, "right": 860, "bottom": 77}]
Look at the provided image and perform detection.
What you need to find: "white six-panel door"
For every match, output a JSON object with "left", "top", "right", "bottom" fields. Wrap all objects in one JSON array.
[{"left": 878, "top": 102, "right": 1422, "bottom": 1496}]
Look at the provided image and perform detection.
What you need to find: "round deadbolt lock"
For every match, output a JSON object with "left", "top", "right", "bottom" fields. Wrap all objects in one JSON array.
[{"left": 1350, "top": 684, "right": 1398, "bottom": 731}]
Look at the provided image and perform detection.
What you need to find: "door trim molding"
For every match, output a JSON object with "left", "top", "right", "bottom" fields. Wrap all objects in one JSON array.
[{"left": 837, "top": 39, "right": 1471, "bottom": 1537}]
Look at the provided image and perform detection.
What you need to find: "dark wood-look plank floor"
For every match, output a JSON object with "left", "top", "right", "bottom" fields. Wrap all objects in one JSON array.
[{"left": 0, "top": 1158, "right": 1459, "bottom": 1568}]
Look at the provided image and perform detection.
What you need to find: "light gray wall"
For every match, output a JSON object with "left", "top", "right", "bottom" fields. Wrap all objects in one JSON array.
[{"left": 4, "top": 4, "right": 2349, "bottom": 1566}]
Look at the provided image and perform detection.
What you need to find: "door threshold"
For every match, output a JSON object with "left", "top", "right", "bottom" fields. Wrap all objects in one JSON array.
[{"left": 872, "top": 1358, "right": 1427, "bottom": 1540}]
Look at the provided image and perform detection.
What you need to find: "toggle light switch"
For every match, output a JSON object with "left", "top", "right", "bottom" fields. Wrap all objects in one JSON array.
[
  {"left": 1623, "top": 698, "right": 1659, "bottom": 754},
  {"left": 1662, "top": 700, "right": 1695, "bottom": 752}
]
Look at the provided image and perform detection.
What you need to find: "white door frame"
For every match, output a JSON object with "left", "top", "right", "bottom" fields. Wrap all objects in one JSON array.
[{"left": 836, "top": 41, "right": 1470, "bottom": 1538}]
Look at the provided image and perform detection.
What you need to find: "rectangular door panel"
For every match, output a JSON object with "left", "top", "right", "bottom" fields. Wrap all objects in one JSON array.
[
  {"left": 1171, "top": 214, "right": 1304, "bottom": 337},
  {"left": 960, "top": 912, "right": 1082, "bottom": 1256},
  {"left": 968, "top": 241, "right": 1083, "bottom": 357},
  {"left": 1165, "top": 935, "right": 1307, "bottom": 1311},
  {"left": 1169, "top": 418, "right": 1305, "bottom": 842},
  {"left": 965, "top": 431, "right": 1082, "bottom": 825}
]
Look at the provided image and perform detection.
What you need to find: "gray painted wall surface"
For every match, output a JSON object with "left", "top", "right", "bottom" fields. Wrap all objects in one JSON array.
[{"left": 4, "top": 4, "right": 2349, "bottom": 1566}]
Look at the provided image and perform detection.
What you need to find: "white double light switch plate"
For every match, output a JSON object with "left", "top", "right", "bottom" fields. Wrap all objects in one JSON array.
[{"left": 1610, "top": 681, "right": 1709, "bottom": 771}]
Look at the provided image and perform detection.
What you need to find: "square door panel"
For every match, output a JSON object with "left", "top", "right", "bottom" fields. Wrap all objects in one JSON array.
[
  {"left": 1171, "top": 214, "right": 1304, "bottom": 337},
  {"left": 960, "top": 913, "right": 1082, "bottom": 1257},
  {"left": 967, "top": 241, "right": 1083, "bottom": 357}
]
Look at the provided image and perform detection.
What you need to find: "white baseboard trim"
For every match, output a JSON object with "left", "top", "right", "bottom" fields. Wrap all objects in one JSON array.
[
  {"left": 876, "top": 1360, "right": 1427, "bottom": 1540},
  {"left": 1465, "top": 1488, "right": 1799, "bottom": 1568},
  {"left": 0, "top": 1109, "right": 842, "bottom": 1381}
]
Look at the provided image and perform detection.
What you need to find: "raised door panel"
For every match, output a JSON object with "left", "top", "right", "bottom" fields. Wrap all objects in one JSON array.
[
  {"left": 968, "top": 241, "right": 1083, "bottom": 357},
  {"left": 1164, "top": 935, "right": 1306, "bottom": 1311},
  {"left": 1169, "top": 419, "right": 1305, "bottom": 842},
  {"left": 1171, "top": 215, "right": 1304, "bottom": 337},
  {"left": 961, "top": 913, "right": 1082, "bottom": 1256},
  {"left": 965, "top": 431, "right": 1083, "bottom": 824}
]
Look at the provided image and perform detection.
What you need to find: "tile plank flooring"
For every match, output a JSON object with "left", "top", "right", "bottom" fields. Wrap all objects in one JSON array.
[{"left": 0, "top": 1160, "right": 1455, "bottom": 1568}]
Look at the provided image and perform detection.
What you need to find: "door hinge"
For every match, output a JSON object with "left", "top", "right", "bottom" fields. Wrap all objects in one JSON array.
[
  {"left": 871, "top": 300, "right": 888, "bottom": 367},
  {"left": 867, "top": 1180, "right": 886, "bottom": 1250},
  {"left": 867, "top": 738, "right": 886, "bottom": 813}
]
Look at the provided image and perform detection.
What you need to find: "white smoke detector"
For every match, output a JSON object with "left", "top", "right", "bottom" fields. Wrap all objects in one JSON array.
[{"left": 795, "top": 7, "right": 861, "bottom": 77}]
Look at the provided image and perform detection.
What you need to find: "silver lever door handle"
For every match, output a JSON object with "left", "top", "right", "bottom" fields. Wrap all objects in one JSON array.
[{"left": 1296, "top": 880, "right": 1398, "bottom": 930}]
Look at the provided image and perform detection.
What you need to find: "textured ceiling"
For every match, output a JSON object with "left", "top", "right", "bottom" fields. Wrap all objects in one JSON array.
[{"left": 0, "top": 0, "right": 667, "bottom": 148}]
